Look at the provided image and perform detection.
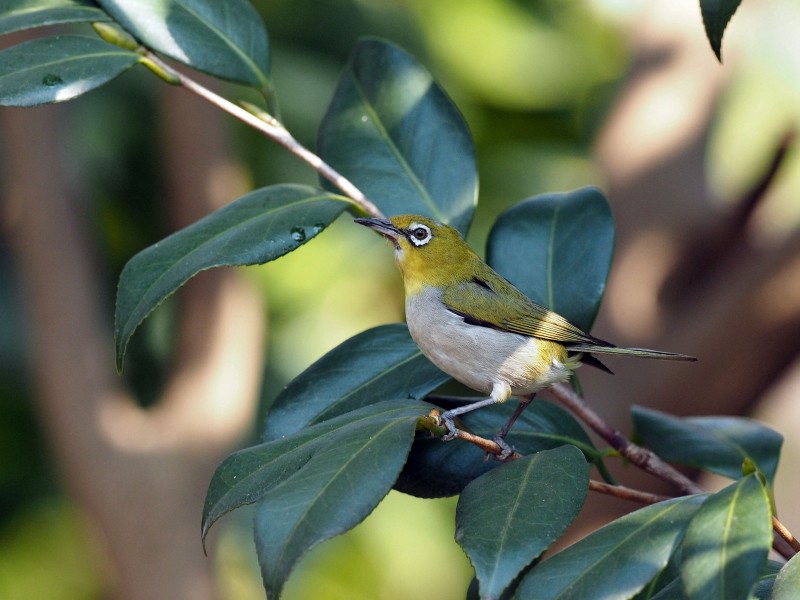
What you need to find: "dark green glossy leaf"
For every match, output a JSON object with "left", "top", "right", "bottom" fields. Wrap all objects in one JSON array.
[
  {"left": 632, "top": 406, "right": 783, "bottom": 484},
  {"left": 0, "top": 0, "right": 109, "bottom": 35},
  {"left": 680, "top": 475, "right": 772, "bottom": 600},
  {"left": 700, "top": 0, "right": 742, "bottom": 61},
  {"left": 115, "top": 184, "right": 350, "bottom": 370},
  {"left": 0, "top": 35, "right": 139, "bottom": 106},
  {"left": 203, "top": 400, "right": 425, "bottom": 542},
  {"left": 96, "top": 0, "right": 270, "bottom": 90},
  {"left": 648, "top": 579, "right": 685, "bottom": 600},
  {"left": 395, "top": 399, "right": 601, "bottom": 498},
  {"left": 264, "top": 324, "right": 448, "bottom": 441},
  {"left": 773, "top": 553, "right": 800, "bottom": 599},
  {"left": 246, "top": 400, "right": 424, "bottom": 600},
  {"left": 517, "top": 495, "right": 706, "bottom": 600},
  {"left": 751, "top": 560, "right": 783, "bottom": 600},
  {"left": 318, "top": 38, "right": 477, "bottom": 234},
  {"left": 457, "top": 446, "right": 588, "bottom": 600},
  {"left": 486, "top": 188, "right": 614, "bottom": 331},
  {"left": 647, "top": 561, "right": 782, "bottom": 600},
  {"left": 633, "top": 549, "right": 683, "bottom": 600}
]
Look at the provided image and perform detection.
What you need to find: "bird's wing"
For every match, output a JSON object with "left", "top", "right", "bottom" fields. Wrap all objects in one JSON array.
[{"left": 441, "top": 274, "right": 603, "bottom": 345}]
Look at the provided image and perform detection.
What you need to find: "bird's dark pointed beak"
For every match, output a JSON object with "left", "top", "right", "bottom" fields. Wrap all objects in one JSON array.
[{"left": 354, "top": 217, "right": 402, "bottom": 245}]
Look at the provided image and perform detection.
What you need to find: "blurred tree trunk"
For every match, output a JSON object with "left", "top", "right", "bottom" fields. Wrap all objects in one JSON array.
[{"left": 1, "top": 75, "right": 264, "bottom": 598}]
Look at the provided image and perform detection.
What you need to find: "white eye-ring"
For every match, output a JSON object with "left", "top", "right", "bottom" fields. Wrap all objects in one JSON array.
[{"left": 408, "top": 223, "right": 432, "bottom": 246}]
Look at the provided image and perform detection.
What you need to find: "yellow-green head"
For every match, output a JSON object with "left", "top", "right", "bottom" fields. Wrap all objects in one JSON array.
[{"left": 355, "top": 215, "right": 481, "bottom": 296}]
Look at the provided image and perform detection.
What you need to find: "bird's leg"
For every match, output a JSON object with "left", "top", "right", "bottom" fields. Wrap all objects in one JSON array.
[
  {"left": 494, "top": 394, "right": 535, "bottom": 453},
  {"left": 438, "top": 383, "right": 513, "bottom": 458},
  {"left": 438, "top": 397, "right": 500, "bottom": 440}
]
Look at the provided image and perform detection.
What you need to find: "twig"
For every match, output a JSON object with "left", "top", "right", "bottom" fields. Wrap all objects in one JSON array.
[
  {"left": 454, "top": 428, "right": 523, "bottom": 460},
  {"left": 548, "top": 383, "right": 704, "bottom": 495},
  {"left": 452, "top": 426, "right": 674, "bottom": 505},
  {"left": 773, "top": 516, "right": 800, "bottom": 553},
  {"left": 588, "top": 480, "right": 670, "bottom": 505},
  {"left": 547, "top": 383, "right": 797, "bottom": 559},
  {"left": 433, "top": 391, "right": 799, "bottom": 558},
  {"left": 141, "top": 52, "right": 385, "bottom": 220},
  {"left": 450, "top": 426, "right": 677, "bottom": 505}
]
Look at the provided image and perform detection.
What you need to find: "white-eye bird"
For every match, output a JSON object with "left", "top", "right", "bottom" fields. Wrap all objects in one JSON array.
[{"left": 355, "top": 215, "right": 696, "bottom": 457}]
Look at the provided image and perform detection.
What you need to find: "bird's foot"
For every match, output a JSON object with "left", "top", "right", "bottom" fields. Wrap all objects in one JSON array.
[
  {"left": 492, "top": 434, "right": 515, "bottom": 461},
  {"left": 437, "top": 411, "right": 459, "bottom": 441}
]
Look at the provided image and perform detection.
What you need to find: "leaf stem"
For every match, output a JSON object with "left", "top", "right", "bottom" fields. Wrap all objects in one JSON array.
[{"left": 140, "top": 51, "right": 385, "bottom": 219}]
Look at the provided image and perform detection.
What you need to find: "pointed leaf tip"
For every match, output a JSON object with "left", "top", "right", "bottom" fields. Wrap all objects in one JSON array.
[
  {"left": 114, "top": 184, "right": 350, "bottom": 370},
  {"left": 700, "top": 0, "right": 743, "bottom": 61}
]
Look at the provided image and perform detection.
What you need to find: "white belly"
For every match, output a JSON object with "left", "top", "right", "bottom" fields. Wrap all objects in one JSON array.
[{"left": 405, "top": 287, "right": 573, "bottom": 399}]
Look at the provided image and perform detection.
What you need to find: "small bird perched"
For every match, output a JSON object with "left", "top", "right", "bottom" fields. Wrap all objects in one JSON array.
[{"left": 355, "top": 214, "right": 696, "bottom": 458}]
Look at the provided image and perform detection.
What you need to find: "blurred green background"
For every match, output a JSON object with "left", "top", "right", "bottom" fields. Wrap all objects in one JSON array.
[{"left": 2, "top": 0, "right": 800, "bottom": 598}]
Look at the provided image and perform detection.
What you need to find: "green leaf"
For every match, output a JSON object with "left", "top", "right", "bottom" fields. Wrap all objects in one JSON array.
[
  {"left": 395, "top": 399, "right": 601, "bottom": 498},
  {"left": 457, "top": 446, "right": 589, "bottom": 600},
  {"left": 96, "top": 0, "right": 270, "bottom": 90},
  {"left": 679, "top": 475, "right": 772, "bottom": 600},
  {"left": 647, "top": 579, "right": 685, "bottom": 600},
  {"left": 0, "top": 0, "right": 109, "bottom": 35},
  {"left": 632, "top": 406, "right": 783, "bottom": 484},
  {"left": 220, "top": 400, "right": 426, "bottom": 600},
  {"left": 633, "top": 548, "right": 683, "bottom": 600},
  {"left": 752, "top": 560, "right": 784, "bottom": 600},
  {"left": 115, "top": 184, "right": 350, "bottom": 370},
  {"left": 203, "top": 400, "right": 424, "bottom": 540},
  {"left": 700, "top": 0, "right": 742, "bottom": 61},
  {"left": 0, "top": 35, "right": 139, "bottom": 107},
  {"left": 486, "top": 187, "right": 614, "bottom": 331},
  {"left": 773, "top": 553, "right": 800, "bottom": 599},
  {"left": 264, "top": 323, "right": 449, "bottom": 441},
  {"left": 516, "top": 495, "right": 706, "bottom": 600},
  {"left": 648, "top": 561, "right": 782, "bottom": 600},
  {"left": 318, "top": 38, "right": 477, "bottom": 234}
]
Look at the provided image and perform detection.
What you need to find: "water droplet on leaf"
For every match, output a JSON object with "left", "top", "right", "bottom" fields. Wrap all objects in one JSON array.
[
  {"left": 312, "top": 223, "right": 325, "bottom": 235},
  {"left": 42, "top": 74, "right": 63, "bottom": 87},
  {"left": 290, "top": 226, "right": 306, "bottom": 242}
]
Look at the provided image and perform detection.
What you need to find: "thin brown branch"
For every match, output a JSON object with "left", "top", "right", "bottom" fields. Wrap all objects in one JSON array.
[
  {"left": 588, "top": 480, "right": 670, "bottom": 505},
  {"left": 432, "top": 391, "right": 800, "bottom": 559},
  {"left": 141, "top": 52, "right": 385, "bottom": 220},
  {"left": 548, "top": 383, "right": 704, "bottom": 495},
  {"left": 773, "top": 516, "right": 800, "bottom": 553},
  {"left": 547, "top": 383, "right": 796, "bottom": 559},
  {"left": 453, "top": 428, "right": 524, "bottom": 460},
  {"left": 451, "top": 426, "right": 672, "bottom": 506}
]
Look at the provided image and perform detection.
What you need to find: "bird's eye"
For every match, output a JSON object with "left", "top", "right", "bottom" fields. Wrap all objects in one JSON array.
[{"left": 407, "top": 224, "right": 432, "bottom": 246}]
